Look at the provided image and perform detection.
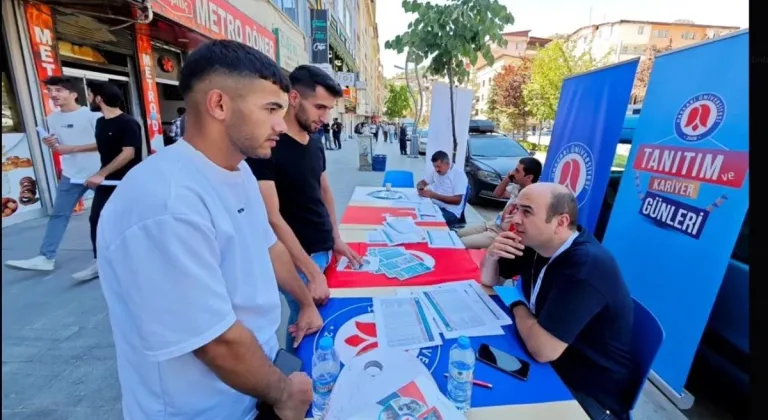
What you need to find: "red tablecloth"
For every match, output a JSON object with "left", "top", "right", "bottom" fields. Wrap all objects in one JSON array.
[
  {"left": 341, "top": 205, "right": 446, "bottom": 227},
  {"left": 327, "top": 242, "right": 480, "bottom": 288}
]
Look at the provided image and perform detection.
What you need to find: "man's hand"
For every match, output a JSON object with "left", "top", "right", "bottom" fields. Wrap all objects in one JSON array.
[
  {"left": 307, "top": 272, "right": 330, "bottom": 306},
  {"left": 85, "top": 173, "right": 105, "bottom": 189},
  {"left": 333, "top": 238, "right": 363, "bottom": 266},
  {"left": 288, "top": 305, "right": 323, "bottom": 348},
  {"left": 42, "top": 135, "right": 58, "bottom": 149},
  {"left": 416, "top": 180, "right": 428, "bottom": 189},
  {"left": 487, "top": 231, "right": 525, "bottom": 260},
  {"left": 273, "top": 372, "right": 313, "bottom": 420},
  {"left": 53, "top": 144, "right": 76, "bottom": 155},
  {"left": 418, "top": 188, "right": 433, "bottom": 198}
]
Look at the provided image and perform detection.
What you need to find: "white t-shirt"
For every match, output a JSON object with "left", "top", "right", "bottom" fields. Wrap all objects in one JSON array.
[
  {"left": 46, "top": 107, "right": 102, "bottom": 180},
  {"left": 494, "top": 183, "right": 522, "bottom": 225},
  {"left": 97, "top": 140, "right": 282, "bottom": 420},
  {"left": 425, "top": 164, "right": 469, "bottom": 217}
]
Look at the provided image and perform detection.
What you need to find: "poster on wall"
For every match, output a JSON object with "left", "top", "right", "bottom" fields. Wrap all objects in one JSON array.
[{"left": 602, "top": 31, "right": 749, "bottom": 399}]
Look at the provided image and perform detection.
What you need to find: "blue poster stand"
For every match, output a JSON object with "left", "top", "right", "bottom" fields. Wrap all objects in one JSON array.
[{"left": 602, "top": 30, "right": 749, "bottom": 407}]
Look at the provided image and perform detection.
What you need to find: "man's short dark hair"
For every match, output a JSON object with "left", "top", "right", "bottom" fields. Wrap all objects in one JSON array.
[
  {"left": 88, "top": 82, "right": 123, "bottom": 108},
  {"left": 178, "top": 40, "right": 290, "bottom": 98},
  {"left": 289, "top": 65, "right": 343, "bottom": 98},
  {"left": 43, "top": 76, "right": 79, "bottom": 94},
  {"left": 546, "top": 190, "right": 579, "bottom": 229},
  {"left": 519, "top": 156, "right": 542, "bottom": 183},
  {"left": 431, "top": 150, "right": 450, "bottom": 164},
  {"left": 177, "top": 107, "right": 187, "bottom": 115}
]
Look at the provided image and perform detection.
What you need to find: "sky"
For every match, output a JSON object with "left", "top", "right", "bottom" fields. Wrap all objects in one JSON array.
[{"left": 375, "top": 0, "right": 749, "bottom": 77}]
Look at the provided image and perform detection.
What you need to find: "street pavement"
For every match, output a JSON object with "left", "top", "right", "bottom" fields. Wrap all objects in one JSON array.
[{"left": 2, "top": 137, "right": 720, "bottom": 419}]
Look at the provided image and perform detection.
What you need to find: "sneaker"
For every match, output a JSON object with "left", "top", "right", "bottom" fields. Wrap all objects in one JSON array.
[
  {"left": 72, "top": 261, "right": 99, "bottom": 282},
  {"left": 5, "top": 255, "right": 55, "bottom": 271}
]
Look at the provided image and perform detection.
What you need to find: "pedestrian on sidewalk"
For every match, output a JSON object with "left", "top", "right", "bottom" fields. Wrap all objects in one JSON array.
[
  {"left": 331, "top": 117, "right": 342, "bottom": 149},
  {"left": 96, "top": 40, "right": 318, "bottom": 420},
  {"left": 5, "top": 76, "right": 101, "bottom": 274},
  {"left": 322, "top": 121, "right": 332, "bottom": 150},
  {"left": 247, "top": 64, "right": 362, "bottom": 354},
  {"left": 70, "top": 81, "right": 144, "bottom": 281},
  {"left": 398, "top": 123, "right": 408, "bottom": 155}
]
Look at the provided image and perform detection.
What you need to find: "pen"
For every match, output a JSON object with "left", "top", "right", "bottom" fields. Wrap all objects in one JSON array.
[{"left": 443, "top": 373, "right": 493, "bottom": 389}]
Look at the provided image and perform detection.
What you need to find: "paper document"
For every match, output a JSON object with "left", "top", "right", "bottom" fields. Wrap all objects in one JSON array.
[
  {"left": 366, "top": 230, "right": 388, "bottom": 244},
  {"left": 384, "top": 216, "right": 420, "bottom": 234},
  {"left": 426, "top": 230, "right": 465, "bottom": 249},
  {"left": 337, "top": 256, "right": 380, "bottom": 272},
  {"left": 379, "top": 226, "right": 424, "bottom": 245},
  {"left": 420, "top": 287, "right": 488, "bottom": 333},
  {"left": 459, "top": 280, "right": 513, "bottom": 326},
  {"left": 373, "top": 296, "right": 442, "bottom": 351},
  {"left": 69, "top": 179, "right": 120, "bottom": 186},
  {"left": 391, "top": 200, "right": 426, "bottom": 208}
]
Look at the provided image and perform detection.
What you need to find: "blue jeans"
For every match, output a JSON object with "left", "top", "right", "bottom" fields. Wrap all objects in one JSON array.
[
  {"left": 40, "top": 176, "right": 89, "bottom": 259},
  {"left": 284, "top": 250, "right": 332, "bottom": 353}
]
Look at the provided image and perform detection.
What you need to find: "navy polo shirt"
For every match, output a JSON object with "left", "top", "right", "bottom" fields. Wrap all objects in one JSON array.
[{"left": 498, "top": 226, "right": 635, "bottom": 414}]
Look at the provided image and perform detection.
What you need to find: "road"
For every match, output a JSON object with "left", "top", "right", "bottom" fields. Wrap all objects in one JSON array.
[{"left": 1, "top": 138, "right": 724, "bottom": 419}]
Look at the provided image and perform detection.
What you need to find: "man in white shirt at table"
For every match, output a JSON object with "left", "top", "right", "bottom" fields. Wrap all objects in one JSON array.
[
  {"left": 416, "top": 150, "right": 469, "bottom": 228},
  {"left": 96, "top": 40, "right": 320, "bottom": 420}
]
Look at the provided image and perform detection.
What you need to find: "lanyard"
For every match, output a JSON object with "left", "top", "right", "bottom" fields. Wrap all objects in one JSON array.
[{"left": 530, "top": 231, "right": 579, "bottom": 314}]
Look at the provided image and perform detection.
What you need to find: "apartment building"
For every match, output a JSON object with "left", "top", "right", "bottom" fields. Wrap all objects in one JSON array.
[
  {"left": 473, "top": 30, "right": 550, "bottom": 118},
  {"left": 569, "top": 19, "right": 740, "bottom": 63},
  {"left": 354, "top": 0, "right": 385, "bottom": 121}
]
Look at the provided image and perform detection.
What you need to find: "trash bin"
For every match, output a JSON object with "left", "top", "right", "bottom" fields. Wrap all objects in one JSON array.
[{"left": 372, "top": 154, "right": 387, "bottom": 172}]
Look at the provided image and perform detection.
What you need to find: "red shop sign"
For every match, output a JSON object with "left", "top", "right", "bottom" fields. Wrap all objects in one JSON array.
[{"left": 149, "top": 0, "right": 276, "bottom": 60}]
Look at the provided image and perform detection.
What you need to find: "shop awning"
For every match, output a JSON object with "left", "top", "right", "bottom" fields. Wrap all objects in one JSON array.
[{"left": 329, "top": 28, "right": 357, "bottom": 73}]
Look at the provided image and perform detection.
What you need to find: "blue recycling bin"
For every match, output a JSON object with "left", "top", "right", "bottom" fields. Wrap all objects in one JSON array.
[{"left": 372, "top": 154, "right": 387, "bottom": 172}]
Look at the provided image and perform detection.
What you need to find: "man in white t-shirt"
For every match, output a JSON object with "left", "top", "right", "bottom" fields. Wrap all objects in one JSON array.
[
  {"left": 417, "top": 150, "right": 469, "bottom": 227},
  {"left": 6, "top": 76, "right": 102, "bottom": 274},
  {"left": 96, "top": 40, "right": 319, "bottom": 420}
]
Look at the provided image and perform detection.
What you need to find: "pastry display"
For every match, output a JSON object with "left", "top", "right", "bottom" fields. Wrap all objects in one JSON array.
[
  {"left": 2, "top": 196, "right": 18, "bottom": 218},
  {"left": 2, "top": 161, "right": 14, "bottom": 172},
  {"left": 16, "top": 157, "right": 32, "bottom": 168},
  {"left": 18, "top": 176, "right": 39, "bottom": 206}
]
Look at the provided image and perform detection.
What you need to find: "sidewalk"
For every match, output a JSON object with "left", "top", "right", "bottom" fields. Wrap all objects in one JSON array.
[{"left": 2, "top": 138, "right": 696, "bottom": 420}]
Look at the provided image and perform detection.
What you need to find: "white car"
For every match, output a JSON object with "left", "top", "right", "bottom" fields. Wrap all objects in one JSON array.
[{"left": 417, "top": 129, "right": 428, "bottom": 154}]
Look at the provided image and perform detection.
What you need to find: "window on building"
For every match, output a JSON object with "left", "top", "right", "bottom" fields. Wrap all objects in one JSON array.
[
  {"left": 273, "top": 0, "right": 299, "bottom": 25},
  {"left": 2, "top": 43, "right": 22, "bottom": 133},
  {"left": 637, "top": 26, "right": 644, "bottom": 35},
  {"left": 681, "top": 32, "right": 696, "bottom": 40},
  {"left": 652, "top": 30, "right": 669, "bottom": 39}
]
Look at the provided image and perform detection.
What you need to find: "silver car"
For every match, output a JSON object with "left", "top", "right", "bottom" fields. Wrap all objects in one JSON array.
[{"left": 417, "top": 129, "right": 428, "bottom": 154}]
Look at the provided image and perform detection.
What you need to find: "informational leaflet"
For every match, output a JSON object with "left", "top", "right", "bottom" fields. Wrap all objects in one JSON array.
[
  {"left": 372, "top": 296, "right": 443, "bottom": 351},
  {"left": 459, "top": 280, "right": 513, "bottom": 326},
  {"left": 426, "top": 230, "right": 465, "bottom": 249},
  {"left": 420, "top": 287, "right": 487, "bottom": 333}
]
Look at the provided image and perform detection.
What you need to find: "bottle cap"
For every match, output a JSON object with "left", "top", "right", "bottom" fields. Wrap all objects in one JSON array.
[
  {"left": 457, "top": 336, "right": 471, "bottom": 349},
  {"left": 319, "top": 336, "right": 334, "bottom": 351}
]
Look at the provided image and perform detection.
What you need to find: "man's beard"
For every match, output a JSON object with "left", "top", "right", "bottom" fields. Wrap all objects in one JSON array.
[
  {"left": 295, "top": 104, "right": 315, "bottom": 134},
  {"left": 89, "top": 101, "right": 100, "bottom": 112}
]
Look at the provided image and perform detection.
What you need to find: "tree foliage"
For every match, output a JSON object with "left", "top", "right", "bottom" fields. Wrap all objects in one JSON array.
[
  {"left": 383, "top": 83, "right": 412, "bottom": 120},
  {"left": 523, "top": 39, "right": 611, "bottom": 124},
  {"left": 486, "top": 58, "right": 532, "bottom": 135},
  {"left": 631, "top": 41, "right": 673, "bottom": 103},
  {"left": 385, "top": 0, "right": 514, "bottom": 159}
]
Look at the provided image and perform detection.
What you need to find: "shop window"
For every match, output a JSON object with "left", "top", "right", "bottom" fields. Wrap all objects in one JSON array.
[
  {"left": 273, "top": 0, "right": 299, "bottom": 25},
  {"left": 2, "top": 62, "right": 22, "bottom": 134}
]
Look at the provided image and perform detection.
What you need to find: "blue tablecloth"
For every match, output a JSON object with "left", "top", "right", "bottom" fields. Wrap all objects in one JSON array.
[{"left": 295, "top": 296, "right": 575, "bottom": 410}]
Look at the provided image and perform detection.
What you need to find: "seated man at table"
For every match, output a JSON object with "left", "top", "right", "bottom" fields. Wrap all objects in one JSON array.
[
  {"left": 416, "top": 151, "right": 468, "bottom": 227},
  {"left": 481, "top": 182, "right": 634, "bottom": 420},
  {"left": 457, "top": 156, "right": 541, "bottom": 249}
]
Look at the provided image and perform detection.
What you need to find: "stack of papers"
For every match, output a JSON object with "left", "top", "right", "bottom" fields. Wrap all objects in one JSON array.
[
  {"left": 425, "top": 230, "right": 465, "bottom": 249},
  {"left": 370, "top": 216, "right": 425, "bottom": 245},
  {"left": 372, "top": 280, "right": 512, "bottom": 350}
]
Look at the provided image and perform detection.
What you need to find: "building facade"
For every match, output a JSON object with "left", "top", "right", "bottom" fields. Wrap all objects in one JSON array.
[
  {"left": 1, "top": 0, "right": 309, "bottom": 227},
  {"left": 568, "top": 20, "right": 740, "bottom": 63},
  {"left": 473, "top": 30, "right": 550, "bottom": 119}
]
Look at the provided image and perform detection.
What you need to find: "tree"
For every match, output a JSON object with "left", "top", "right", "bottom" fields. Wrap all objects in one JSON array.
[
  {"left": 383, "top": 83, "right": 412, "bottom": 120},
  {"left": 631, "top": 40, "right": 673, "bottom": 104},
  {"left": 523, "top": 39, "right": 610, "bottom": 133},
  {"left": 385, "top": 0, "right": 514, "bottom": 159},
  {"left": 486, "top": 58, "right": 532, "bottom": 137}
]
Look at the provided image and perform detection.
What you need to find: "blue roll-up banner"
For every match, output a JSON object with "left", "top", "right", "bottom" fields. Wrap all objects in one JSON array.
[
  {"left": 602, "top": 31, "right": 749, "bottom": 397},
  {"left": 541, "top": 59, "right": 639, "bottom": 232}
]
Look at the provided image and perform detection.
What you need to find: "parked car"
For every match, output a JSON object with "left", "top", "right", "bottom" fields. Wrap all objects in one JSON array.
[
  {"left": 595, "top": 107, "right": 749, "bottom": 417},
  {"left": 417, "top": 128, "right": 428, "bottom": 154},
  {"left": 463, "top": 119, "right": 534, "bottom": 204}
]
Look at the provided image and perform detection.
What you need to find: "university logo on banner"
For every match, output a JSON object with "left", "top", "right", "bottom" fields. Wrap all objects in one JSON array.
[
  {"left": 549, "top": 142, "right": 595, "bottom": 206},
  {"left": 674, "top": 93, "right": 725, "bottom": 142},
  {"left": 314, "top": 303, "right": 441, "bottom": 371}
]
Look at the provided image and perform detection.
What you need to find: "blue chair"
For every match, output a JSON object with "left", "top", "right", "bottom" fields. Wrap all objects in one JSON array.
[
  {"left": 627, "top": 298, "right": 665, "bottom": 416},
  {"left": 382, "top": 170, "right": 415, "bottom": 188},
  {"left": 450, "top": 184, "right": 472, "bottom": 230}
]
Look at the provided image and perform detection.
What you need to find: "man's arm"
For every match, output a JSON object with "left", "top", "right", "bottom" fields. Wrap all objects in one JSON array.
[
  {"left": 320, "top": 172, "right": 340, "bottom": 236},
  {"left": 514, "top": 275, "right": 606, "bottom": 363},
  {"left": 269, "top": 240, "right": 313, "bottom": 310},
  {"left": 428, "top": 192, "right": 463, "bottom": 205},
  {"left": 493, "top": 174, "right": 512, "bottom": 198}
]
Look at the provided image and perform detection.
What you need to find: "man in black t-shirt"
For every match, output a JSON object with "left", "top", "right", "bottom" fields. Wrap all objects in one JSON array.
[
  {"left": 331, "top": 117, "right": 342, "bottom": 149},
  {"left": 321, "top": 122, "right": 332, "bottom": 150},
  {"left": 247, "top": 65, "right": 362, "bottom": 353},
  {"left": 74, "top": 82, "right": 143, "bottom": 281},
  {"left": 481, "top": 183, "right": 634, "bottom": 420}
]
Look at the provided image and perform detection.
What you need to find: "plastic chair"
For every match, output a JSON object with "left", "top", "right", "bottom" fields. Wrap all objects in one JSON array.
[
  {"left": 382, "top": 170, "right": 415, "bottom": 188},
  {"left": 626, "top": 298, "right": 665, "bottom": 416},
  {"left": 450, "top": 184, "right": 472, "bottom": 230}
]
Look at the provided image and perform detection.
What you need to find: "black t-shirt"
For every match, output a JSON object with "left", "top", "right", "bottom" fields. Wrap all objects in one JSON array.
[
  {"left": 498, "top": 226, "right": 634, "bottom": 415},
  {"left": 331, "top": 122, "right": 342, "bottom": 134},
  {"left": 246, "top": 133, "right": 334, "bottom": 254},
  {"left": 95, "top": 113, "right": 143, "bottom": 181}
]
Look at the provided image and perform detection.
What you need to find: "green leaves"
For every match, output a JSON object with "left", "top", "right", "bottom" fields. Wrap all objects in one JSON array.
[{"left": 384, "top": 84, "right": 412, "bottom": 120}]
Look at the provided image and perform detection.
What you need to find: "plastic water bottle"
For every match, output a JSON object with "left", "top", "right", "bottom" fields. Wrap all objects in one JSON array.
[
  {"left": 446, "top": 335, "right": 475, "bottom": 413},
  {"left": 311, "top": 336, "right": 341, "bottom": 419}
]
